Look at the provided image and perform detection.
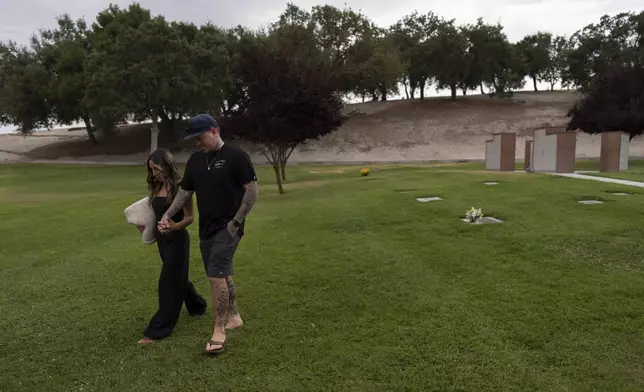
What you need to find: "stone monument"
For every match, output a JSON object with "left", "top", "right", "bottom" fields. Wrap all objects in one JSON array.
[
  {"left": 531, "top": 127, "right": 576, "bottom": 173},
  {"left": 485, "top": 132, "right": 516, "bottom": 171},
  {"left": 600, "top": 131, "right": 629, "bottom": 172}
]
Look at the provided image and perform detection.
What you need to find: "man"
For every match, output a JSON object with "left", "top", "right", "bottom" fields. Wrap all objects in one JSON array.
[{"left": 158, "top": 113, "right": 258, "bottom": 354}]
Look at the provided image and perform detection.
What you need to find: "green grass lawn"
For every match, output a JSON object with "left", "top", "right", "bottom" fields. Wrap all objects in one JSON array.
[{"left": 3, "top": 162, "right": 644, "bottom": 391}]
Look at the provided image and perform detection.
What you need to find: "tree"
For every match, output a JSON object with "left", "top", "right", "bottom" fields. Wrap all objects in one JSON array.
[
  {"left": 542, "top": 35, "right": 570, "bottom": 91},
  {"left": 31, "top": 14, "right": 98, "bottom": 143},
  {"left": 427, "top": 19, "right": 470, "bottom": 101},
  {"left": 230, "top": 26, "right": 344, "bottom": 194},
  {"left": 567, "top": 64, "right": 644, "bottom": 140},
  {"left": 462, "top": 18, "right": 508, "bottom": 95},
  {"left": 223, "top": 26, "right": 261, "bottom": 119},
  {"left": 84, "top": 4, "right": 230, "bottom": 151},
  {"left": 485, "top": 39, "right": 527, "bottom": 95},
  {"left": 273, "top": 3, "right": 372, "bottom": 95},
  {"left": 517, "top": 32, "right": 552, "bottom": 91},
  {"left": 157, "top": 21, "right": 231, "bottom": 133},
  {"left": 390, "top": 11, "right": 440, "bottom": 100},
  {"left": 0, "top": 41, "right": 50, "bottom": 133},
  {"left": 309, "top": 4, "right": 371, "bottom": 84},
  {"left": 566, "top": 12, "right": 643, "bottom": 91},
  {"left": 345, "top": 28, "right": 405, "bottom": 102},
  {"left": 83, "top": 4, "right": 152, "bottom": 139}
]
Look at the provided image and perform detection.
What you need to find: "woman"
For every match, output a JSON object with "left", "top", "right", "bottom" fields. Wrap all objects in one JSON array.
[{"left": 137, "top": 148, "right": 207, "bottom": 344}]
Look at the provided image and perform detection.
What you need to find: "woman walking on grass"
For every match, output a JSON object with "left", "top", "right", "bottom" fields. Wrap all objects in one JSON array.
[{"left": 137, "top": 148, "right": 207, "bottom": 344}]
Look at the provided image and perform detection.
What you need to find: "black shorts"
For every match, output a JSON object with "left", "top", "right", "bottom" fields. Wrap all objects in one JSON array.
[{"left": 199, "top": 229, "right": 241, "bottom": 278}]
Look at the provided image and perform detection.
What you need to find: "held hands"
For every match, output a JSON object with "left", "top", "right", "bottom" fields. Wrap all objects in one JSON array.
[{"left": 157, "top": 217, "right": 176, "bottom": 234}]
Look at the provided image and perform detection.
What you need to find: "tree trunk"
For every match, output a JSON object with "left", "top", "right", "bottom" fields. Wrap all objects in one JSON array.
[
  {"left": 157, "top": 108, "right": 171, "bottom": 127},
  {"left": 361, "top": 93, "right": 365, "bottom": 103},
  {"left": 419, "top": 79, "right": 426, "bottom": 101},
  {"left": 81, "top": 115, "right": 98, "bottom": 145},
  {"left": 403, "top": 80, "right": 409, "bottom": 99},
  {"left": 550, "top": 83, "right": 555, "bottom": 91},
  {"left": 380, "top": 86, "right": 387, "bottom": 101},
  {"left": 278, "top": 148, "right": 286, "bottom": 182},
  {"left": 371, "top": 89, "right": 378, "bottom": 101},
  {"left": 532, "top": 76, "right": 538, "bottom": 92},
  {"left": 273, "top": 162, "right": 284, "bottom": 194},
  {"left": 157, "top": 108, "right": 181, "bottom": 144},
  {"left": 279, "top": 145, "right": 296, "bottom": 182},
  {"left": 150, "top": 111, "right": 160, "bottom": 154},
  {"left": 480, "top": 83, "right": 485, "bottom": 95},
  {"left": 262, "top": 146, "right": 288, "bottom": 194},
  {"left": 450, "top": 83, "right": 457, "bottom": 101},
  {"left": 462, "top": 88, "right": 467, "bottom": 96}
]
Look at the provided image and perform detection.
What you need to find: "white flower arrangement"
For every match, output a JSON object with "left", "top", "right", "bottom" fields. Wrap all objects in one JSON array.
[{"left": 465, "top": 207, "right": 483, "bottom": 223}]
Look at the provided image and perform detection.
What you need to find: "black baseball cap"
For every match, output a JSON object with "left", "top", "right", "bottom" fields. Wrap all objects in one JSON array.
[{"left": 183, "top": 114, "right": 219, "bottom": 140}]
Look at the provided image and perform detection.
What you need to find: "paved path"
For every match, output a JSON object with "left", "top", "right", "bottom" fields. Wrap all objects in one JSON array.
[{"left": 550, "top": 172, "right": 644, "bottom": 188}]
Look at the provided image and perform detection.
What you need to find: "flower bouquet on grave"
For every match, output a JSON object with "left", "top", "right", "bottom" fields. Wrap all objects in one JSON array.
[
  {"left": 465, "top": 207, "right": 483, "bottom": 223},
  {"left": 360, "top": 168, "right": 370, "bottom": 176}
]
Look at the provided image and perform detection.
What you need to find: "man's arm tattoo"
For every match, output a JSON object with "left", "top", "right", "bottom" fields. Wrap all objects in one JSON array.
[
  {"left": 233, "top": 181, "right": 258, "bottom": 222},
  {"left": 163, "top": 188, "right": 194, "bottom": 220}
]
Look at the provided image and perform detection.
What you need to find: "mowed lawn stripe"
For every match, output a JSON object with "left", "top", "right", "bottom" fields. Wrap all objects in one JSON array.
[{"left": 1, "top": 163, "right": 644, "bottom": 391}]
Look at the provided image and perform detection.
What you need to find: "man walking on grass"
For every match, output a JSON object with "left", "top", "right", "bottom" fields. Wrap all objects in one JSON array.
[{"left": 158, "top": 113, "right": 258, "bottom": 354}]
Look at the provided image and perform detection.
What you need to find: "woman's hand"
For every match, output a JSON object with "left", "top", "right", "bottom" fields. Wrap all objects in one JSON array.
[
  {"left": 158, "top": 219, "right": 177, "bottom": 233},
  {"left": 137, "top": 226, "right": 145, "bottom": 233}
]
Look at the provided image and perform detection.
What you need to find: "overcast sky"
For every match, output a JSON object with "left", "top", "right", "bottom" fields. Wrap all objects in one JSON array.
[{"left": 0, "top": 0, "right": 641, "bottom": 45}]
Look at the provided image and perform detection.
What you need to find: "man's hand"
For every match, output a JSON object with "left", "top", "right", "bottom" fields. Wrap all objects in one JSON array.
[
  {"left": 226, "top": 220, "right": 240, "bottom": 237},
  {"left": 137, "top": 226, "right": 145, "bottom": 233},
  {"left": 157, "top": 218, "right": 176, "bottom": 234}
]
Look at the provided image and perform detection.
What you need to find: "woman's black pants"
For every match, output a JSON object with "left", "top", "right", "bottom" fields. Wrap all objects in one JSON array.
[{"left": 144, "top": 230, "right": 207, "bottom": 339}]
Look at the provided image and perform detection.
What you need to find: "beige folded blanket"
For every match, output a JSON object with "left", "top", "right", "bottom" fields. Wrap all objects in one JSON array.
[{"left": 124, "top": 197, "right": 156, "bottom": 245}]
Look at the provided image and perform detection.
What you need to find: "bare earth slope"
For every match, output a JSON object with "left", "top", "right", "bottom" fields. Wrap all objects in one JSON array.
[{"left": 2, "top": 91, "right": 643, "bottom": 164}]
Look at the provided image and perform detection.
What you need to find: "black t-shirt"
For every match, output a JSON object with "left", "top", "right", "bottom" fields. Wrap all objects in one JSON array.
[{"left": 181, "top": 144, "right": 257, "bottom": 240}]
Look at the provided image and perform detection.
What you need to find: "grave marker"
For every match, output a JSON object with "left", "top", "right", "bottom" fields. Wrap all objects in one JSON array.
[
  {"left": 417, "top": 197, "right": 443, "bottom": 202},
  {"left": 578, "top": 200, "right": 603, "bottom": 205},
  {"left": 461, "top": 217, "right": 503, "bottom": 225}
]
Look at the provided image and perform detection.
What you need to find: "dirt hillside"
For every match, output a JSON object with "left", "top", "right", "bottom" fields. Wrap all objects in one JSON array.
[{"left": 2, "top": 91, "right": 643, "bottom": 164}]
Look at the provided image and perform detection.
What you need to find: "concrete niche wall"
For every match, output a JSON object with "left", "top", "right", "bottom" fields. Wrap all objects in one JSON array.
[
  {"left": 485, "top": 133, "right": 516, "bottom": 171},
  {"left": 600, "top": 131, "right": 629, "bottom": 172},
  {"left": 531, "top": 127, "right": 576, "bottom": 173}
]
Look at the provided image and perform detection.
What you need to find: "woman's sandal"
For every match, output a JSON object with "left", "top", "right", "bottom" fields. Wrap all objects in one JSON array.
[{"left": 205, "top": 340, "right": 225, "bottom": 355}]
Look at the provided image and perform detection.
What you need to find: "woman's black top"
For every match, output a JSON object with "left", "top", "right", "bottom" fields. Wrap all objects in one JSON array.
[{"left": 151, "top": 196, "right": 186, "bottom": 242}]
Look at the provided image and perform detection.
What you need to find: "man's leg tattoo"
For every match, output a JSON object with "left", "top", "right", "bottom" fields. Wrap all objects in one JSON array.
[
  {"left": 209, "top": 278, "right": 228, "bottom": 333},
  {"left": 215, "top": 278, "right": 228, "bottom": 330},
  {"left": 206, "top": 278, "right": 228, "bottom": 351},
  {"left": 226, "top": 276, "right": 239, "bottom": 316},
  {"left": 225, "top": 276, "right": 243, "bottom": 329}
]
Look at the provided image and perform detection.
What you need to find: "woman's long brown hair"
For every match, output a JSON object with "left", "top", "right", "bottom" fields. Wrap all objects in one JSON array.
[{"left": 146, "top": 148, "right": 182, "bottom": 206}]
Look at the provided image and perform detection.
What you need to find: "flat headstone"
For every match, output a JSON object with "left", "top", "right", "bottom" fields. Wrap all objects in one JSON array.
[
  {"left": 483, "top": 182, "right": 499, "bottom": 186},
  {"left": 417, "top": 197, "right": 443, "bottom": 203},
  {"left": 609, "top": 192, "right": 629, "bottom": 196},
  {"left": 461, "top": 217, "right": 503, "bottom": 225},
  {"left": 578, "top": 200, "right": 603, "bottom": 205}
]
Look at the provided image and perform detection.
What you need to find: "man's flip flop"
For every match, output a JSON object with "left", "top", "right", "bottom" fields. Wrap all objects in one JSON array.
[{"left": 205, "top": 340, "right": 225, "bottom": 355}]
